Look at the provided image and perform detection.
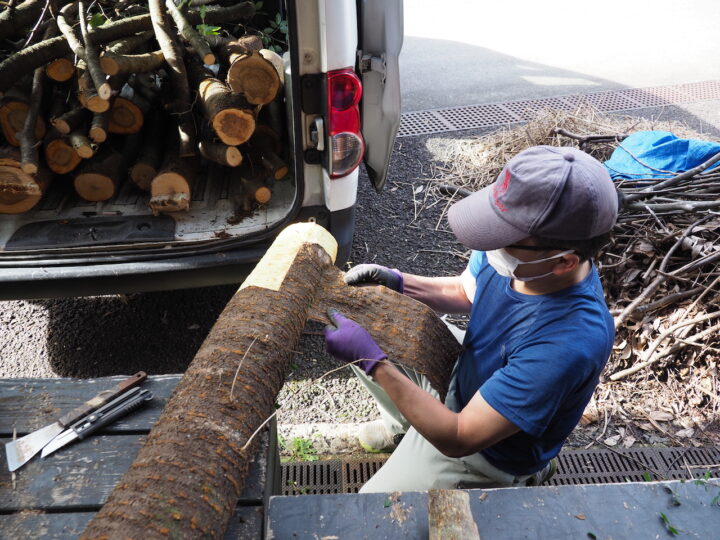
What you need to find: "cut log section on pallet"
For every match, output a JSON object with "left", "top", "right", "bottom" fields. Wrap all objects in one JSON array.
[{"left": 80, "top": 223, "right": 462, "bottom": 538}]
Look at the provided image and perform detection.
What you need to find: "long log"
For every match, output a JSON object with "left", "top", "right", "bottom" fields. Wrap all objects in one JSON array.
[
  {"left": 198, "top": 140, "right": 242, "bottom": 167},
  {"left": 149, "top": 0, "right": 195, "bottom": 156},
  {"left": 165, "top": 0, "right": 215, "bottom": 65},
  {"left": 0, "top": 2, "right": 256, "bottom": 95},
  {"left": 51, "top": 107, "right": 90, "bottom": 135},
  {"left": 129, "top": 109, "right": 164, "bottom": 191},
  {"left": 89, "top": 111, "right": 109, "bottom": 143},
  {"left": 0, "top": 145, "right": 50, "bottom": 213},
  {"left": 80, "top": 223, "right": 461, "bottom": 538},
  {"left": 149, "top": 130, "right": 196, "bottom": 214},
  {"left": 0, "top": 0, "right": 71, "bottom": 40},
  {"left": 18, "top": 67, "right": 44, "bottom": 175},
  {"left": 100, "top": 49, "right": 165, "bottom": 76}
]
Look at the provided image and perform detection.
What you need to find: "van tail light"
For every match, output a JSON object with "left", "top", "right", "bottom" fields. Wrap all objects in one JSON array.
[{"left": 327, "top": 68, "right": 364, "bottom": 178}]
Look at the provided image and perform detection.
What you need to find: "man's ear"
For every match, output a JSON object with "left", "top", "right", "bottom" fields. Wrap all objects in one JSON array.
[{"left": 552, "top": 253, "right": 580, "bottom": 275}]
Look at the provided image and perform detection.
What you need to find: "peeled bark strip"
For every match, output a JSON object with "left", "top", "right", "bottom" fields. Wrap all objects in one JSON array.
[
  {"left": 149, "top": 0, "right": 195, "bottom": 157},
  {"left": 44, "top": 131, "right": 82, "bottom": 174},
  {"left": 428, "top": 490, "right": 481, "bottom": 540},
  {"left": 187, "top": 56, "right": 256, "bottom": 146},
  {"left": 130, "top": 110, "right": 164, "bottom": 191},
  {"left": 81, "top": 223, "right": 461, "bottom": 538},
  {"left": 68, "top": 130, "right": 95, "bottom": 159},
  {"left": 0, "top": 100, "right": 46, "bottom": 147},
  {"left": 199, "top": 140, "right": 242, "bottom": 167},
  {"left": 165, "top": 0, "right": 215, "bottom": 65},
  {"left": 0, "top": 3, "right": 256, "bottom": 95},
  {"left": 0, "top": 145, "right": 50, "bottom": 213},
  {"left": 89, "top": 112, "right": 109, "bottom": 143},
  {"left": 51, "top": 107, "right": 89, "bottom": 135},
  {"left": 74, "top": 147, "right": 125, "bottom": 201},
  {"left": 18, "top": 67, "right": 44, "bottom": 175},
  {"left": 226, "top": 48, "right": 283, "bottom": 105},
  {"left": 100, "top": 49, "right": 165, "bottom": 76}
]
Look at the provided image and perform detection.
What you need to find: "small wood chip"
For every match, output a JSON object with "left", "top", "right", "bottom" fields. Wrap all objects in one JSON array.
[
  {"left": 478, "top": 493, "right": 488, "bottom": 502},
  {"left": 575, "top": 514, "right": 586, "bottom": 520}
]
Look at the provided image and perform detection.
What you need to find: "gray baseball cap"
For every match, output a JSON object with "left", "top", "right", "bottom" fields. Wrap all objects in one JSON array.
[{"left": 448, "top": 145, "right": 618, "bottom": 251}]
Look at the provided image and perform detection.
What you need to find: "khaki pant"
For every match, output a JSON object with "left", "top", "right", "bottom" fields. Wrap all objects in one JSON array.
[{"left": 353, "top": 356, "right": 553, "bottom": 493}]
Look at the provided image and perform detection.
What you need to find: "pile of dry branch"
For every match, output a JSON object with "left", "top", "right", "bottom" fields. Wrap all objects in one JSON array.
[
  {"left": 431, "top": 107, "right": 720, "bottom": 446},
  {"left": 0, "top": 0, "right": 288, "bottom": 215}
]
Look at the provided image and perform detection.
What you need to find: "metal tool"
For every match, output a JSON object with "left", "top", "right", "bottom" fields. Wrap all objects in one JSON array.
[
  {"left": 4, "top": 371, "right": 147, "bottom": 472},
  {"left": 41, "top": 387, "right": 153, "bottom": 458}
]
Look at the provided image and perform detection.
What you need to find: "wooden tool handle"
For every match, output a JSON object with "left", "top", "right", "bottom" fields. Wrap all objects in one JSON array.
[{"left": 57, "top": 372, "right": 147, "bottom": 427}]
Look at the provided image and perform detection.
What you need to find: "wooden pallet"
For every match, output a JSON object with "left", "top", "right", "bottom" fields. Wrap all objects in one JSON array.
[{"left": 0, "top": 375, "right": 280, "bottom": 539}]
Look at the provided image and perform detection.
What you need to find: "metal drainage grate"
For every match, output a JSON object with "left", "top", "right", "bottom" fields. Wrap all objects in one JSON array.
[
  {"left": 280, "top": 447, "right": 720, "bottom": 495},
  {"left": 396, "top": 80, "right": 720, "bottom": 138}
]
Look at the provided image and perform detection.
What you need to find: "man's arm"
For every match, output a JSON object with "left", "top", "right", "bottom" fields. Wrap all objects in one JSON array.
[
  {"left": 371, "top": 362, "right": 519, "bottom": 457},
  {"left": 402, "top": 269, "right": 476, "bottom": 314}
]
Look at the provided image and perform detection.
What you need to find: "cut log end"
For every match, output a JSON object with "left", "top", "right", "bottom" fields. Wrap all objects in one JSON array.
[
  {"left": 45, "top": 139, "right": 82, "bottom": 175},
  {"left": 74, "top": 173, "right": 116, "bottom": 202},
  {"left": 203, "top": 52, "right": 216, "bottom": 65},
  {"left": 1, "top": 102, "right": 46, "bottom": 147},
  {"left": 109, "top": 97, "right": 144, "bottom": 134},
  {"left": 130, "top": 163, "right": 156, "bottom": 191},
  {"left": 99, "top": 55, "right": 121, "bottom": 76},
  {"left": 89, "top": 126, "right": 107, "bottom": 144},
  {"left": 46, "top": 58, "right": 75, "bottom": 82},
  {"left": 227, "top": 52, "right": 281, "bottom": 105},
  {"left": 0, "top": 165, "right": 44, "bottom": 214},
  {"left": 211, "top": 109, "right": 256, "bottom": 146},
  {"left": 255, "top": 186, "right": 271, "bottom": 204},
  {"left": 150, "top": 171, "right": 191, "bottom": 214},
  {"left": 84, "top": 95, "right": 111, "bottom": 113}
]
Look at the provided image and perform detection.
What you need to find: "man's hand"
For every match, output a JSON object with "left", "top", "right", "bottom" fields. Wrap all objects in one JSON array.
[
  {"left": 344, "top": 264, "right": 404, "bottom": 293},
  {"left": 324, "top": 309, "right": 387, "bottom": 375}
]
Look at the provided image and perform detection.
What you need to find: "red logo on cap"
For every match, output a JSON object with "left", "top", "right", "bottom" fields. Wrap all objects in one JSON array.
[{"left": 492, "top": 169, "right": 511, "bottom": 212}]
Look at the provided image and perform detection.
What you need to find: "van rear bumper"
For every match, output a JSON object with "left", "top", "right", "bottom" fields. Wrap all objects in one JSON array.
[{"left": 0, "top": 206, "right": 354, "bottom": 300}]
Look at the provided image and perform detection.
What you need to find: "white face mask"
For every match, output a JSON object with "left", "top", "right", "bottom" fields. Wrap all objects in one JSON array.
[{"left": 486, "top": 248, "right": 575, "bottom": 281}]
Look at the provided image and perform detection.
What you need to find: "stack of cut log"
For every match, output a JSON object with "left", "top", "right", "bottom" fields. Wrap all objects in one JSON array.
[{"left": 0, "top": 0, "right": 289, "bottom": 216}]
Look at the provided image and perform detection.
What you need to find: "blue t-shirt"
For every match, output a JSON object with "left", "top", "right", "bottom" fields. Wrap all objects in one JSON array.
[{"left": 456, "top": 251, "right": 614, "bottom": 475}]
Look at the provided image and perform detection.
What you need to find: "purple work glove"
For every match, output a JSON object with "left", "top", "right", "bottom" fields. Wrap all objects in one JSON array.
[
  {"left": 344, "top": 264, "right": 404, "bottom": 293},
  {"left": 324, "top": 308, "right": 387, "bottom": 375}
]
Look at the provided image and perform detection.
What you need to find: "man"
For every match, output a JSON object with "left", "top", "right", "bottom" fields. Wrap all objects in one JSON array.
[{"left": 325, "top": 145, "right": 618, "bottom": 492}]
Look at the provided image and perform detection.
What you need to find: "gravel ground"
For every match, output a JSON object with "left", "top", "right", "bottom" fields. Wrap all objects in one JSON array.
[{"left": 2, "top": 102, "right": 720, "bottom": 449}]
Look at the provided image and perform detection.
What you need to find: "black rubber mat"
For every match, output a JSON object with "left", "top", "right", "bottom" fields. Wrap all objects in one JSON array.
[{"left": 280, "top": 446, "right": 720, "bottom": 495}]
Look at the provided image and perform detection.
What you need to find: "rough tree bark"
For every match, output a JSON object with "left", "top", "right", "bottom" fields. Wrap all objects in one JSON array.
[
  {"left": 149, "top": 130, "right": 196, "bottom": 214},
  {"left": 149, "top": 0, "right": 195, "bottom": 156},
  {"left": 18, "top": 67, "right": 44, "bottom": 175},
  {"left": 51, "top": 108, "right": 90, "bottom": 135},
  {"left": 129, "top": 109, "right": 164, "bottom": 191},
  {"left": 165, "top": 0, "right": 215, "bottom": 65},
  {"left": 198, "top": 139, "right": 242, "bottom": 167},
  {"left": 80, "top": 223, "right": 462, "bottom": 539}
]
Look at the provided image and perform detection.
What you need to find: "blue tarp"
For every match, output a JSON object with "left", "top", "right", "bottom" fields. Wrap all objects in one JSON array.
[{"left": 603, "top": 130, "right": 720, "bottom": 181}]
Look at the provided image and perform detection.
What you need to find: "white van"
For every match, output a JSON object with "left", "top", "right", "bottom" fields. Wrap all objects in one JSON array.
[{"left": 0, "top": 0, "right": 403, "bottom": 299}]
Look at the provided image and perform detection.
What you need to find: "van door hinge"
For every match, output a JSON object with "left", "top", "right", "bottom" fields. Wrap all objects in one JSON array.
[{"left": 358, "top": 52, "right": 386, "bottom": 76}]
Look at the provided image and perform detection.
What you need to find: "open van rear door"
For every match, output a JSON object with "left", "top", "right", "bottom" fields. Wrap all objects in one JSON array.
[{"left": 357, "top": 0, "right": 403, "bottom": 192}]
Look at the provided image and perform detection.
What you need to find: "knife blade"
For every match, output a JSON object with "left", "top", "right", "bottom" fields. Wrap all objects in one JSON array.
[
  {"left": 4, "top": 371, "right": 147, "bottom": 472},
  {"left": 41, "top": 388, "right": 153, "bottom": 458}
]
